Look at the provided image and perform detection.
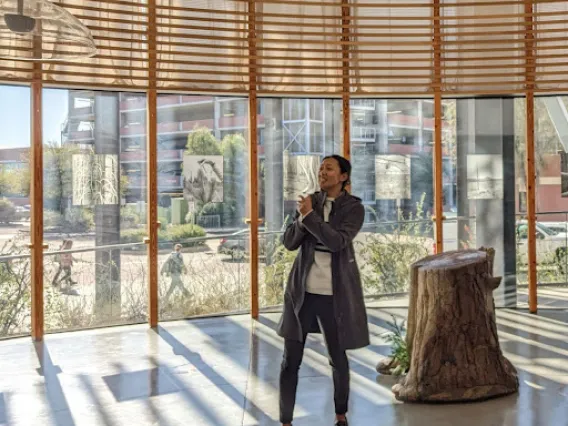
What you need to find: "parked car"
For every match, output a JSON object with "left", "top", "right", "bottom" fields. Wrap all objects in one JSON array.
[
  {"left": 217, "top": 228, "right": 269, "bottom": 260},
  {"left": 15, "top": 205, "right": 30, "bottom": 221},
  {"left": 516, "top": 221, "right": 568, "bottom": 268},
  {"left": 539, "top": 221, "right": 568, "bottom": 234}
]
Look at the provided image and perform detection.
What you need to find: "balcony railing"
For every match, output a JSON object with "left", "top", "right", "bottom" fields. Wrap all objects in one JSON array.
[
  {"left": 351, "top": 126, "right": 376, "bottom": 141},
  {"left": 67, "top": 129, "right": 94, "bottom": 142},
  {"left": 351, "top": 99, "right": 376, "bottom": 110},
  {"left": 352, "top": 143, "right": 376, "bottom": 156}
]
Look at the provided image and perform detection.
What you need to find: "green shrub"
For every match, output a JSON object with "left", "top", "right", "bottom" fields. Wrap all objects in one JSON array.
[
  {"left": 262, "top": 239, "right": 296, "bottom": 306},
  {"left": 383, "top": 315, "right": 410, "bottom": 376},
  {"left": 158, "top": 217, "right": 168, "bottom": 230},
  {"left": 44, "top": 208, "right": 94, "bottom": 233},
  {"left": 357, "top": 195, "right": 432, "bottom": 295},
  {"left": 64, "top": 208, "right": 94, "bottom": 233},
  {"left": 0, "top": 198, "right": 16, "bottom": 224},
  {"left": 121, "top": 206, "right": 141, "bottom": 228},
  {"left": 120, "top": 224, "right": 206, "bottom": 247},
  {"left": 261, "top": 215, "right": 296, "bottom": 306},
  {"left": 44, "top": 210, "right": 64, "bottom": 228},
  {"left": 120, "top": 228, "right": 147, "bottom": 244},
  {"left": 166, "top": 224, "right": 206, "bottom": 247}
]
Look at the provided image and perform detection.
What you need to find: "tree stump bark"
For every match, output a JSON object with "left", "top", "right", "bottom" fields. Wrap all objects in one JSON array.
[{"left": 390, "top": 248, "right": 519, "bottom": 402}]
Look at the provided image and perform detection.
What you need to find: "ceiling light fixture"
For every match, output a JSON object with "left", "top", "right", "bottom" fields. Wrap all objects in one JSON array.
[{"left": 0, "top": 0, "right": 96, "bottom": 61}]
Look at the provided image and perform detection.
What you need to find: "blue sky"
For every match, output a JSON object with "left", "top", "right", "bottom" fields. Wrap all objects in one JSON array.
[{"left": 0, "top": 85, "right": 69, "bottom": 149}]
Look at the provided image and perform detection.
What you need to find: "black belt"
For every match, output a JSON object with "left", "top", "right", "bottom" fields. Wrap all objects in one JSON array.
[{"left": 314, "top": 244, "right": 332, "bottom": 253}]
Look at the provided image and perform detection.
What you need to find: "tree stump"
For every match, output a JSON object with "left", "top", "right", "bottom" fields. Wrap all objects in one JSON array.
[{"left": 390, "top": 248, "right": 519, "bottom": 402}]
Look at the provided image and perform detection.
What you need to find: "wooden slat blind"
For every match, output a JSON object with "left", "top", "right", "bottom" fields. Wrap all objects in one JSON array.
[
  {"left": 2, "top": 0, "right": 568, "bottom": 96},
  {"left": 351, "top": 0, "right": 433, "bottom": 96},
  {"left": 156, "top": 0, "right": 248, "bottom": 92},
  {"left": 42, "top": 0, "right": 149, "bottom": 88},
  {"left": 534, "top": 0, "right": 568, "bottom": 92},
  {"left": 441, "top": 1, "right": 526, "bottom": 95},
  {"left": 256, "top": 2, "right": 342, "bottom": 95}
]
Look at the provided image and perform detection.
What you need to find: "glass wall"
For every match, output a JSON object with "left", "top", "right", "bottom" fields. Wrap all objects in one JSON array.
[
  {"left": 42, "top": 89, "right": 148, "bottom": 332},
  {"left": 1, "top": 83, "right": 564, "bottom": 337},
  {"left": 0, "top": 85, "right": 32, "bottom": 338},
  {"left": 156, "top": 95, "right": 251, "bottom": 320},
  {"left": 530, "top": 96, "right": 568, "bottom": 309},
  {"left": 446, "top": 98, "right": 519, "bottom": 308},
  {"left": 350, "top": 99, "right": 436, "bottom": 306},
  {"left": 259, "top": 98, "right": 343, "bottom": 309}
]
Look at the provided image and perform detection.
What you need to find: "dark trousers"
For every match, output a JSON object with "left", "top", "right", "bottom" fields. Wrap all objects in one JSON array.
[
  {"left": 52, "top": 265, "right": 73, "bottom": 287},
  {"left": 279, "top": 292, "right": 350, "bottom": 424}
]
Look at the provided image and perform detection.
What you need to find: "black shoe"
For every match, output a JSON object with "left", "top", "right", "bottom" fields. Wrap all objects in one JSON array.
[{"left": 335, "top": 419, "right": 348, "bottom": 426}]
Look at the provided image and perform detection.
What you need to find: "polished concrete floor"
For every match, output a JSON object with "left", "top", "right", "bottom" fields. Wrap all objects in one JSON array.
[{"left": 0, "top": 307, "right": 567, "bottom": 426}]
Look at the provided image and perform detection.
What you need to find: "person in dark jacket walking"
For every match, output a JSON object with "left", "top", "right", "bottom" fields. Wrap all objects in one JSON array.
[
  {"left": 278, "top": 155, "right": 369, "bottom": 426},
  {"left": 161, "top": 243, "right": 189, "bottom": 302}
]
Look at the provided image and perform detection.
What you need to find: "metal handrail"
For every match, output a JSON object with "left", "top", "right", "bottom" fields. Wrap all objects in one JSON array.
[
  {"left": 0, "top": 230, "right": 286, "bottom": 261},
  {"left": 372, "top": 219, "right": 432, "bottom": 226},
  {"left": 531, "top": 211, "right": 568, "bottom": 216},
  {"left": 0, "top": 253, "right": 31, "bottom": 262}
]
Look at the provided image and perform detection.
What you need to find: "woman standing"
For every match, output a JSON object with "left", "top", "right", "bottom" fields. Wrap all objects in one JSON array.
[{"left": 278, "top": 155, "right": 369, "bottom": 426}]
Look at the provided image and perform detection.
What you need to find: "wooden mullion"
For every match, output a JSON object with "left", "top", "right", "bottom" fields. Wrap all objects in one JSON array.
[
  {"left": 248, "top": 0, "right": 260, "bottom": 320},
  {"left": 433, "top": 0, "right": 444, "bottom": 254},
  {"left": 525, "top": 0, "right": 537, "bottom": 314},
  {"left": 30, "top": 36, "right": 44, "bottom": 341},
  {"left": 147, "top": 0, "right": 159, "bottom": 327},
  {"left": 342, "top": 0, "right": 351, "bottom": 161}
]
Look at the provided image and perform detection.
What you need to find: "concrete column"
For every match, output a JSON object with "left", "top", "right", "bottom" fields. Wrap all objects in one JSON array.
[
  {"left": 333, "top": 100, "right": 342, "bottom": 154},
  {"left": 263, "top": 99, "right": 284, "bottom": 233},
  {"left": 456, "top": 98, "right": 517, "bottom": 307},
  {"left": 93, "top": 92, "right": 121, "bottom": 320},
  {"left": 417, "top": 100, "right": 424, "bottom": 152},
  {"left": 213, "top": 98, "right": 221, "bottom": 139},
  {"left": 374, "top": 100, "right": 390, "bottom": 221},
  {"left": 305, "top": 99, "right": 311, "bottom": 153}
]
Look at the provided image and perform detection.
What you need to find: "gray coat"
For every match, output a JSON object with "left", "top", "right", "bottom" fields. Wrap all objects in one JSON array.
[{"left": 277, "top": 191, "right": 370, "bottom": 350}]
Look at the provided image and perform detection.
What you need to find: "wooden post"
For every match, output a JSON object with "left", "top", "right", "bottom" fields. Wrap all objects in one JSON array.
[
  {"left": 525, "top": 0, "right": 537, "bottom": 314},
  {"left": 147, "top": 0, "right": 159, "bottom": 326},
  {"left": 30, "top": 64, "right": 44, "bottom": 341},
  {"left": 248, "top": 0, "right": 260, "bottom": 319},
  {"left": 341, "top": 0, "right": 350, "bottom": 160},
  {"left": 433, "top": 0, "right": 444, "bottom": 253}
]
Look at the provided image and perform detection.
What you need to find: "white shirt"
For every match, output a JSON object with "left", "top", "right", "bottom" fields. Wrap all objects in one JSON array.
[{"left": 302, "top": 197, "right": 334, "bottom": 296}]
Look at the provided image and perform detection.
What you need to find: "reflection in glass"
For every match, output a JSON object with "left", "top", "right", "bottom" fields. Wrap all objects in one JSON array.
[
  {"left": 530, "top": 96, "right": 568, "bottom": 308},
  {"left": 450, "top": 98, "right": 518, "bottom": 308},
  {"left": 350, "top": 99, "right": 435, "bottom": 305},
  {"left": 260, "top": 98, "right": 342, "bottom": 309},
  {"left": 0, "top": 85, "right": 31, "bottom": 338},
  {"left": 156, "top": 95, "right": 250, "bottom": 320},
  {"left": 42, "top": 89, "right": 148, "bottom": 332}
]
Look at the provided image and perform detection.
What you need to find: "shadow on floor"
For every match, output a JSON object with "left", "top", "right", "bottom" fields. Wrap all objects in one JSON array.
[{"left": 34, "top": 342, "right": 76, "bottom": 426}]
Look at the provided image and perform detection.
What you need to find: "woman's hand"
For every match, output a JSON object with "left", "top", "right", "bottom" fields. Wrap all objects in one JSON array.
[{"left": 297, "top": 195, "right": 313, "bottom": 217}]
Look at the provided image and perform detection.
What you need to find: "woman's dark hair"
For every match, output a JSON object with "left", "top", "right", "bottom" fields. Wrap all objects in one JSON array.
[{"left": 323, "top": 155, "right": 351, "bottom": 189}]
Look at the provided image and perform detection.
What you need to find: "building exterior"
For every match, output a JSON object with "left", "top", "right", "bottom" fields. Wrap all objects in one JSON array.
[
  {"left": 0, "top": 95, "right": 455, "bottom": 221},
  {"left": 11, "top": 93, "right": 562, "bottom": 226}
]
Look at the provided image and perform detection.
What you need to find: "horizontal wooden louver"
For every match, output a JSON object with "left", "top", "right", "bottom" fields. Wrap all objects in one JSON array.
[
  {"left": 2, "top": 0, "right": 568, "bottom": 96},
  {"left": 156, "top": 0, "right": 248, "bottom": 92},
  {"left": 350, "top": 0, "right": 434, "bottom": 97},
  {"left": 255, "top": 2, "right": 343, "bottom": 95},
  {"left": 38, "top": 0, "right": 149, "bottom": 88},
  {"left": 440, "top": 1, "right": 526, "bottom": 96},
  {"left": 534, "top": 0, "right": 568, "bottom": 93}
]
